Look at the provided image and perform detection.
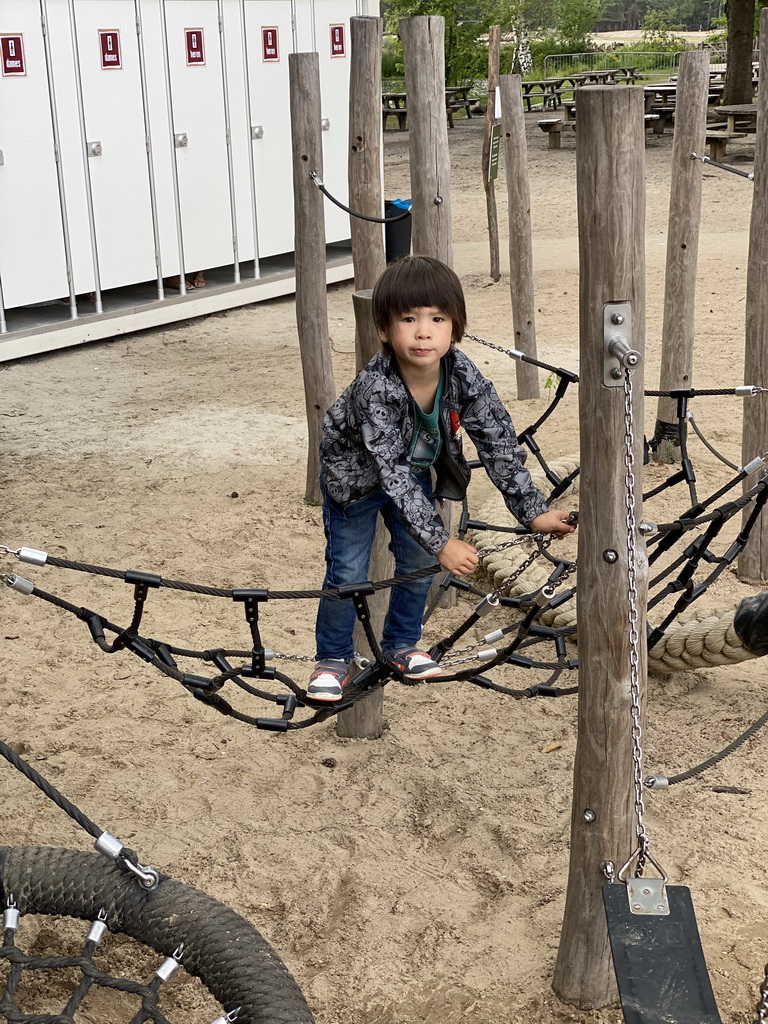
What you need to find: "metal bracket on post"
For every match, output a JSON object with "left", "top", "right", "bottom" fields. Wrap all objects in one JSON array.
[{"left": 603, "top": 302, "right": 641, "bottom": 387}]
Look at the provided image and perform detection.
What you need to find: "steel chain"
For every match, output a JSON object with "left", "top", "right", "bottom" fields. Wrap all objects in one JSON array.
[
  {"left": 487, "top": 538, "right": 552, "bottom": 602},
  {"left": 623, "top": 369, "right": 649, "bottom": 874}
]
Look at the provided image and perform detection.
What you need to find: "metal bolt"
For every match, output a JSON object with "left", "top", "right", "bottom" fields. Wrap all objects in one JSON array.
[
  {"left": 603, "top": 549, "right": 618, "bottom": 563},
  {"left": 625, "top": 352, "right": 639, "bottom": 367},
  {"left": 642, "top": 888, "right": 651, "bottom": 895},
  {"left": 611, "top": 366, "right": 623, "bottom": 379},
  {"left": 657, "top": 905, "right": 666, "bottom": 911},
  {"left": 434, "top": 195, "right": 443, "bottom": 205},
  {"left": 583, "top": 808, "right": 596, "bottom": 823},
  {"left": 611, "top": 313, "right": 624, "bottom": 325}
]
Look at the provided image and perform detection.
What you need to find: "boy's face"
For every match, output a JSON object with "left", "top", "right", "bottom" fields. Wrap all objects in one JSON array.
[{"left": 380, "top": 307, "right": 453, "bottom": 374}]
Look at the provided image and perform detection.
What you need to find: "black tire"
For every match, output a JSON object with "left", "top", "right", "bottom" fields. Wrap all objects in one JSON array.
[{"left": 0, "top": 846, "right": 314, "bottom": 1024}]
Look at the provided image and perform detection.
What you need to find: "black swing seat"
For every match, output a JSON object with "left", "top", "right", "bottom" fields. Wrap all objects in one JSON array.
[{"left": 604, "top": 882, "right": 722, "bottom": 1024}]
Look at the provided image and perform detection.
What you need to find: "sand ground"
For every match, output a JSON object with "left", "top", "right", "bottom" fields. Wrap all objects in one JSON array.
[{"left": 2, "top": 112, "right": 767, "bottom": 1023}]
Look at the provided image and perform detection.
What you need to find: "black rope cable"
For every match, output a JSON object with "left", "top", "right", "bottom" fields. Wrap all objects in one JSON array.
[
  {"left": 662, "top": 705, "right": 768, "bottom": 785},
  {"left": 0, "top": 738, "right": 102, "bottom": 843},
  {"left": 42, "top": 554, "right": 441, "bottom": 599},
  {"left": 309, "top": 171, "right": 411, "bottom": 223},
  {"left": 645, "top": 387, "right": 758, "bottom": 397},
  {"left": 463, "top": 332, "right": 579, "bottom": 381},
  {"left": 688, "top": 413, "right": 741, "bottom": 471},
  {"left": 0, "top": 946, "right": 173, "bottom": 1023},
  {"left": 650, "top": 480, "right": 766, "bottom": 537}
]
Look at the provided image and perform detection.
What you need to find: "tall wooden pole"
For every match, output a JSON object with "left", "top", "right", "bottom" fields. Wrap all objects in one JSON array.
[
  {"left": 338, "top": 19, "right": 389, "bottom": 739},
  {"left": 552, "top": 86, "right": 648, "bottom": 1008},
  {"left": 651, "top": 50, "right": 709, "bottom": 462},
  {"left": 499, "top": 74, "right": 540, "bottom": 399},
  {"left": 399, "top": 16, "right": 452, "bottom": 264},
  {"left": 482, "top": 25, "right": 501, "bottom": 282},
  {"left": 738, "top": 8, "right": 768, "bottom": 583},
  {"left": 400, "top": 14, "right": 455, "bottom": 609},
  {"left": 290, "top": 52, "right": 336, "bottom": 505},
  {"left": 348, "top": 16, "right": 386, "bottom": 291},
  {"left": 337, "top": 289, "right": 389, "bottom": 740}
]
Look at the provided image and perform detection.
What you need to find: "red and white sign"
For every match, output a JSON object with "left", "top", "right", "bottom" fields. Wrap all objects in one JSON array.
[
  {"left": 99, "top": 29, "right": 122, "bottom": 70},
  {"left": 1, "top": 34, "right": 25, "bottom": 77},
  {"left": 262, "top": 27, "right": 279, "bottom": 62},
  {"left": 185, "top": 28, "right": 205, "bottom": 66},
  {"left": 330, "top": 24, "right": 345, "bottom": 57}
]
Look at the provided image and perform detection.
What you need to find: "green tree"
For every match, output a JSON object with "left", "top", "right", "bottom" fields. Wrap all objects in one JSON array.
[
  {"left": 554, "top": 0, "right": 604, "bottom": 50},
  {"left": 723, "top": 0, "right": 757, "bottom": 102},
  {"left": 384, "top": 0, "right": 527, "bottom": 85}
]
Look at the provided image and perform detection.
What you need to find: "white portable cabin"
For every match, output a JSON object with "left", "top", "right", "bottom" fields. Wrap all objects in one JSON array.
[{"left": 0, "top": 0, "right": 369, "bottom": 362}]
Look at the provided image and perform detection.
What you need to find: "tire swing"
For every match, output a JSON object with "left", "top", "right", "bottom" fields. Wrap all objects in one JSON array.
[{"left": 0, "top": 743, "right": 314, "bottom": 1024}]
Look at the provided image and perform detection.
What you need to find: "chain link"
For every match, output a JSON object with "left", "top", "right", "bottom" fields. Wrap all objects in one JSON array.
[
  {"left": 623, "top": 370, "right": 649, "bottom": 873},
  {"left": 0, "top": 545, "right": 21, "bottom": 558}
]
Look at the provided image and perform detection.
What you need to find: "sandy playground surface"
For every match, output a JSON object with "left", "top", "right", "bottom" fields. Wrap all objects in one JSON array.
[{"left": 2, "top": 114, "right": 767, "bottom": 1023}]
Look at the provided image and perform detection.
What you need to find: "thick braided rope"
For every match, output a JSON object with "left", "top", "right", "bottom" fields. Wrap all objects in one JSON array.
[{"left": 467, "top": 466, "right": 761, "bottom": 674}]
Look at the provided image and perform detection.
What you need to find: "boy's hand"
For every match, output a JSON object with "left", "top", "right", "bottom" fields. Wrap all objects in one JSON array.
[
  {"left": 438, "top": 538, "right": 480, "bottom": 575},
  {"left": 529, "top": 511, "right": 577, "bottom": 537}
]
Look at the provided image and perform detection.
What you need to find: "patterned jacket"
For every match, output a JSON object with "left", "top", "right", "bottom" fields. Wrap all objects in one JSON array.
[{"left": 321, "top": 347, "right": 549, "bottom": 556}]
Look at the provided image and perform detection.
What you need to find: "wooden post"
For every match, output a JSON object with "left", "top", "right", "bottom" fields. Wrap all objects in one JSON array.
[
  {"left": 400, "top": 14, "right": 455, "bottom": 609},
  {"left": 552, "top": 86, "right": 648, "bottom": 1008},
  {"left": 348, "top": 16, "right": 386, "bottom": 291},
  {"left": 651, "top": 50, "right": 709, "bottom": 463},
  {"left": 739, "top": 8, "right": 768, "bottom": 582},
  {"left": 337, "top": 289, "right": 389, "bottom": 739},
  {"left": 499, "top": 74, "right": 540, "bottom": 400},
  {"left": 482, "top": 25, "right": 501, "bottom": 282},
  {"left": 290, "top": 52, "right": 336, "bottom": 506},
  {"left": 399, "top": 16, "right": 453, "bottom": 264}
]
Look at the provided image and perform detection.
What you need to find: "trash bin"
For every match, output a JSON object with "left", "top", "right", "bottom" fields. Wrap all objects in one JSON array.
[{"left": 384, "top": 199, "right": 412, "bottom": 263}]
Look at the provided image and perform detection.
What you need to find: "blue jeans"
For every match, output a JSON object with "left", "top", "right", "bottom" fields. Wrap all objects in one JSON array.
[{"left": 315, "top": 473, "right": 439, "bottom": 662}]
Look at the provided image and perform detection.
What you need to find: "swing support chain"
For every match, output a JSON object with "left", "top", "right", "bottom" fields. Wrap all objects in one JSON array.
[
  {"left": 756, "top": 961, "right": 768, "bottom": 1023},
  {"left": 623, "top": 367, "right": 655, "bottom": 878}
]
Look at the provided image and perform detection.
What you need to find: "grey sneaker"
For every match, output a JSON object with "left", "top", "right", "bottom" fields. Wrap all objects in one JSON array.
[
  {"left": 384, "top": 646, "right": 442, "bottom": 680},
  {"left": 307, "top": 660, "right": 350, "bottom": 702}
]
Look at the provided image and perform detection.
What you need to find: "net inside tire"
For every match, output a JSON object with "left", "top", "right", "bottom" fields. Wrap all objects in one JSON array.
[{"left": 0, "top": 846, "right": 314, "bottom": 1024}]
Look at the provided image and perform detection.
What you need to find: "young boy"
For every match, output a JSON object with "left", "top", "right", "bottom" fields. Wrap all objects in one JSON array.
[{"left": 308, "top": 255, "right": 575, "bottom": 701}]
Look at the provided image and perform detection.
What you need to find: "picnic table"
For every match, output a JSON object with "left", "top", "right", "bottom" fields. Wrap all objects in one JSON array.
[
  {"left": 715, "top": 103, "right": 758, "bottom": 134},
  {"left": 382, "top": 86, "right": 474, "bottom": 130}
]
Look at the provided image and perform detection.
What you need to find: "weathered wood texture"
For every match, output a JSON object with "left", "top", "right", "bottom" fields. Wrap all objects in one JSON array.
[
  {"left": 338, "top": 289, "right": 389, "bottom": 738},
  {"left": 290, "top": 52, "right": 336, "bottom": 505},
  {"left": 400, "top": 15, "right": 455, "bottom": 608},
  {"left": 399, "top": 17, "right": 453, "bottom": 264},
  {"left": 723, "top": 0, "right": 757, "bottom": 104},
  {"left": 348, "top": 17, "right": 386, "bottom": 291},
  {"left": 500, "top": 74, "right": 540, "bottom": 399},
  {"left": 739, "top": 8, "right": 768, "bottom": 582},
  {"left": 552, "top": 86, "right": 648, "bottom": 1009},
  {"left": 653, "top": 50, "right": 710, "bottom": 458},
  {"left": 482, "top": 25, "right": 501, "bottom": 282}
]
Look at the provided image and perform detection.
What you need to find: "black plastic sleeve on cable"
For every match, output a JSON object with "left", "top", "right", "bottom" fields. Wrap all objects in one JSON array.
[
  {"left": 336, "top": 581, "right": 375, "bottom": 599},
  {"left": 124, "top": 570, "right": 162, "bottom": 589}
]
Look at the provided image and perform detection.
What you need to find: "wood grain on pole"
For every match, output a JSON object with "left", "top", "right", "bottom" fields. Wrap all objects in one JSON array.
[
  {"left": 552, "top": 86, "right": 648, "bottom": 1008},
  {"left": 348, "top": 17, "right": 386, "bottom": 291},
  {"left": 482, "top": 25, "right": 501, "bottom": 282},
  {"left": 400, "top": 16, "right": 453, "bottom": 264},
  {"left": 338, "top": 289, "right": 389, "bottom": 739},
  {"left": 290, "top": 52, "right": 337, "bottom": 506},
  {"left": 499, "top": 74, "right": 540, "bottom": 399},
  {"left": 653, "top": 50, "right": 709, "bottom": 460},
  {"left": 739, "top": 8, "right": 768, "bottom": 583},
  {"left": 400, "top": 14, "right": 455, "bottom": 608}
]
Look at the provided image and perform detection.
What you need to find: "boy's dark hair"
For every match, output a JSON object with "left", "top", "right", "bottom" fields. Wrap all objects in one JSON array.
[{"left": 372, "top": 255, "right": 467, "bottom": 346}]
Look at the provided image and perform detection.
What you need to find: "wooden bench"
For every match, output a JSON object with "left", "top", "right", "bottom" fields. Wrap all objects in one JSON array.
[
  {"left": 538, "top": 118, "right": 563, "bottom": 149},
  {"left": 649, "top": 106, "right": 675, "bottom": 133},
  {"left": 706, "top": 130, "right": 747, "bottom": 161}
]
